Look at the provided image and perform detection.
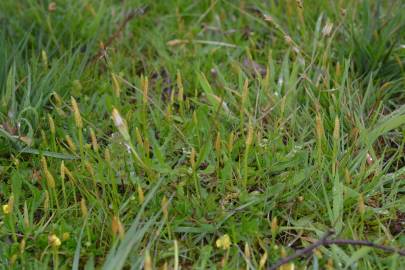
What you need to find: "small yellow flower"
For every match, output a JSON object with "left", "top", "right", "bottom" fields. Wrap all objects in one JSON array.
[
  {"left": 216, "top": 234, "right": 231, "bottom": 250},
  {"left": 2, "top": 195, "right": 14, "bottom": 215},
  {"left": 48, "top": 234, "right": 61, "bottom": 247},
  {"left": 2, "top": 204, "right": 10, "bottom": 214}
]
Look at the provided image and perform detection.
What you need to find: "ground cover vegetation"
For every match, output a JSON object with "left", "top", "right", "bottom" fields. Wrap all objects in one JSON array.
[{"left": 0, "top": 0, "right": 404, "bottom": 269}]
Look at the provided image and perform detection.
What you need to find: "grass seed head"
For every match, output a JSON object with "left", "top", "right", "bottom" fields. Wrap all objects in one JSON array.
[
  {"left": 259, "top": 251, "right": 267, "bottom": 269},
  {"left": 52, "top": 92, "right": 63, "bottom": 107},
  {"left": 315, "top": 114, "right": 324, "bottom": 140},
  {"left": 228, "top": 132, "right": 234, "bottom": 152},
  {"left": 80, "top": 198, "right": 88, "bottom": 218},
  {"left": 176, "top": 71, "right": 183, "bottom": 103},
  {"left": 60, "top": 161, "right": 65, "bottom": 180},
  {"left": 144, "top": 250, "right": 152, "bottom": 270},
  {"left": 246, "top": 122, "right": 254, "bottom": 147},
  {"left": 41, "top": 156, "right": 48, "bottom": 170},
  {"left": 20, "top": 239, "right": 26, "bottom": 254},
  {"left": 48, "top": 114, "right": 55, "bottom": 135},
  {"left": 71, "top": 96, "right": 83, "bottom": 129},
  {"left": 333, "top": 116, "right": 340, "bottom": 141},
  {"left": 111, "top": 215, "right": 124, "bottom": 239},
  {"left": 62, "top": 165, "right": 75, "bottom": 182},
  {"left": 44, "top": 169, "right": 56, "bottom": 189},
  {"left": 10, "top": 254, "right": 17, "bottom": 266},
  {"left": 112, "top": 108, "right": 130, "bottom": 141},
  {"left": 271, "top": 216, "right": 278, "bottom": 236},
  {"left": 190, "top": 148, "right": 196, "bottom": 169},
  {"left": 244, "top": 242, "right": 251, "bottom": 260},
  {"left": 144, "top": 137, "right": 150, "bottom": 157},
  {"left": 344, "top": 168, "right": 351, "bottom": 184},
  {"left": 65, "top": 135, "right": 77, "bottom": 152},
  {"left": 263, "top": 14, "right": 273, "bottom": 23},
  {"left": 62, "top": 232, "right": 70, "bottom": 241},
  {"left": 161, "top": 196, "right": 169, "bottom": 220},
  {"left": 44, "top": 191, "right": 49, "bottom": 212},
  {"left": 142, "top": 75, "right": 149, "bottom": 104},
  {"left": 335, "top": 62, "right": 341, "bottom": 77},
  {"left": 41, "top": 50, "right": 48, "bottom": 68},
  {"left": 242, "top": 79, "right": 249, "bottom": 105},
  {"left": 366, "top": 153, "right": 374, "bottom": 165},
  {"left": 137, "top": 184, "right": 145, "bottom": 203},
  {"left": 192, "top": 111, "right": 198, "bottom": 124},
  {"left": 48, "top": 2, "right": 56, "bottom": 12},
  {"left": 85, "top": 161, "right": 94, "bottom": 176},
  {"left": 358, "top": 193, "right": 365, "bottom": 215},
  {"left": 23, "top": 202, "right": 29, "bottom": 227},
  {"left": 326, "top": 258, "right": 334, "bottom": 269},
  {"left": 284, "top": 35, "right": 293, "bottom": 46},
  {"left": 104, "top": 148, "right": 111, "bottom": 162},
  {"left": 215, "top": 132, "right": 221, "bottom": 154},
  {"left": 135, "top": 127, "right": 143, "bottom": 146},
  {"left": 322, "top": 21, "right": 333, "bottom": 37},
  {"left": 89, "top": 128, "right": 99, "bottom": 152},
  {"left": 280, "top": 263, "right": 295, "bottom": 270},
  {"left": 111, "top": 73, "right": 121, "bottom": 98}
]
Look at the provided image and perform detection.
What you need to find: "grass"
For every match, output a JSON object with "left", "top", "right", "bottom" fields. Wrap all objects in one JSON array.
[{"left": 0, "top": 0, "right": 404, "bottom": 269}]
